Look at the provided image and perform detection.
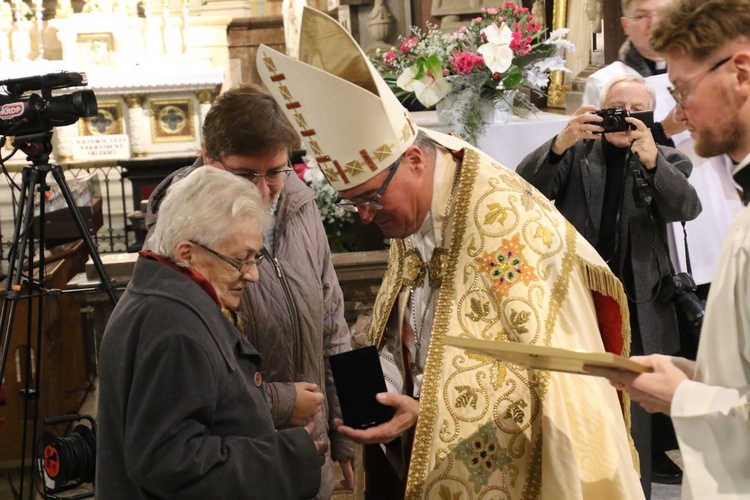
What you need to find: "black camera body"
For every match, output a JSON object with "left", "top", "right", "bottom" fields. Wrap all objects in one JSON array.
[
  {"left": 594, "top": 107, "right": 631, "bottom": 132},
  {"left": 0, "top": 71, "right": 97, "bottom": 138},
  {"left": 658, "top": 272, "right": 706, "bottom": 339},
  {"left": 591, "top": 107, "right": 654, "bottom": 133}
]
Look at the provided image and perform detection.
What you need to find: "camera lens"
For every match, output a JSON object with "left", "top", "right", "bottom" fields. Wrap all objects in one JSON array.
[
  {"left": 45, "top": 90, "right": 98, "bottom": 127},
  {"left": 603, "top": 116, "right": 622, "bottom": 131}
]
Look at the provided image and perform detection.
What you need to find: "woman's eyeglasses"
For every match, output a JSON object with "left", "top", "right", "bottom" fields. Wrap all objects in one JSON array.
[
  {"left": 217, "top": 159, "right": 294, "bottom": 186},
  {"left": 190, "top": 240, "right": 264, "bottom": 275}
]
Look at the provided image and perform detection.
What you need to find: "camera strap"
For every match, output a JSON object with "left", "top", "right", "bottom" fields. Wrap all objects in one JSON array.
[
  {"left": 623, "top": 150, "right": 671, "bottom": 304},
  {"left": 653, "top": 211, "right": 693, "bottom": 277}
]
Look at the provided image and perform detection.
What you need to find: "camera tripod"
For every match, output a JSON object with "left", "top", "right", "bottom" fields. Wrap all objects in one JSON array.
[{"left": 0, "top": 131, "right": 118, "bottom": 500}]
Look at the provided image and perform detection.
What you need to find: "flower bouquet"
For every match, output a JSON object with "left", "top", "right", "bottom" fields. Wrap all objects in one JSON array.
[
  {"left": 293, "top": 160, "right": 366, "bottom": 253},
  {"left": 372, "top": 2, "right": 574, "bottom": 146}
]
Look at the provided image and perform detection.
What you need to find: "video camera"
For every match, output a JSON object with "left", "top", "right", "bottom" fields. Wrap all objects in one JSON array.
[{"left": 0, "top": 71, "right": 98, "bottom": 138}]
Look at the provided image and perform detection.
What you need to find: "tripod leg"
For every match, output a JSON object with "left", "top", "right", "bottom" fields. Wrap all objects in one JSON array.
[
  {"left": 0, "top": 171, "right": 32, "bottom": 384},
  {"left": 49, "top": 166, "right": 118, "bottom": 305},
  {"left": 0, "top": 168, "right": 46, "bottom": 500},
  {"left": 0, "top": 167, "right": 43, "bottom": 400}
]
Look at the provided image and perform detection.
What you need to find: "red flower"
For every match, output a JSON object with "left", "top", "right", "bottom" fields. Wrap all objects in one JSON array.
[
  {"left": 451, "top": 51, "right": 479, "bottom": 75},
  {"left": 400, "top": 37, "right": 418, "bottom": 54},
  {"left": 383, "top": 50, "right": 398, "bottom": 68},
  {"left": 293, "top": 162, "right": 308, "bottom": 181}
]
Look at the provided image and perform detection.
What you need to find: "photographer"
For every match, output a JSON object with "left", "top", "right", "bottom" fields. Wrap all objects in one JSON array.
[{"left": 517, "top": 73, "right": 701, "bottom": 497}]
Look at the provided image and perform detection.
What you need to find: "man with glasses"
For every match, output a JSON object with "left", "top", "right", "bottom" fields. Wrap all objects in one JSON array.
[
  {"left": 583, "top": 0, "right": 687, "bottom": 151},
  {"left": 518, "top": 73, "right": 702, "bottom": 498},
  {"left": 591, "top": 1, "right": 750, "bottom": 497},
  {"left": 257, "top": 7, "right": 647, "bottom": 499},
  {"left": 144, "top": 84, "right": 355, "bottom": 499},
  {"left": 583, "top": 0, "right": 741, "bottom": 488}
]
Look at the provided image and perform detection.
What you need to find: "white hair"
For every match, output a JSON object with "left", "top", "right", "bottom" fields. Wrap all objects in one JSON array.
[
  {"left": 149, "top": 167, "right": 270, "bottom": 256},
  {"left": 599, "top": 73, "right": 657, "bottom": 110}
]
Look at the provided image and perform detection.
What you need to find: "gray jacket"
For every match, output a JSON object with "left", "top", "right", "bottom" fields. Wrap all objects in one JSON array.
[
  {"left": 517, "top": 138, "right": 702, "bottom": 355},
  {"left": 96, "top": 257, "right": 320, "bottom": 499},
  {"left": 145, "top": 159, "right": 354, "bottom": 498}
]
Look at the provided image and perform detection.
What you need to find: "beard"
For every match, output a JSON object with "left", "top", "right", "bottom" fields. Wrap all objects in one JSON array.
[
  {"left": 693, "top": 119, "right": 743, "bottom": 159},
  {"left": 692, "top": 86, "right": 745, "bottom": 160}
]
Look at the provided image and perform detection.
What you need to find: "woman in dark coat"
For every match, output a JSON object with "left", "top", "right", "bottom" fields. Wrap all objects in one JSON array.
[{"left": 96, "top": 167, "right": 324, "bottom": 499}]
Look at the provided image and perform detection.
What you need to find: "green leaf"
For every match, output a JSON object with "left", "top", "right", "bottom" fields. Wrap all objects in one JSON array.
[
  {"left": 502, "top": 66, "right": 523, "bottom": 89},
  {"left": 412, "top": 58, "right": 427, "bottom": 80},
  {"left": 425, "top": 55, "right": 445, "bottom": 79},
  {"left": 513, "top": 44, "right": 556, "bottom": 68}
]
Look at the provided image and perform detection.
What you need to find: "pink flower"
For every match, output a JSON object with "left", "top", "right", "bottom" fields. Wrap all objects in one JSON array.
[
  {"left": 383, "top": 50, "right": 398, "bottom": 68},
  {"left": 400, "top": 37, "right": 418, "bottom": 54},
  {"left": 451, "top": 51, "right": 478, "bottom": 75},
  {"left": 472, "top": 17, "right": 482, "bottom": 23},
  {"left": 293, "top": 163, "right": 308, "bottom": 180},
  {"left": 458, "top": 26, "right": 467, "bottom": 34},
  {"left": 487, "top": 7, "right": 498, "bottom": 15}
]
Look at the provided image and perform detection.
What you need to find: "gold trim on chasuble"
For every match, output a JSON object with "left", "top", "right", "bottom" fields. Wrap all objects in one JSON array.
[
  {"left": 403, "top": 149, "right": 584, "bottom": 499},
  {"left": 260, "top": 52, "right": 403, "bottom": 187}
]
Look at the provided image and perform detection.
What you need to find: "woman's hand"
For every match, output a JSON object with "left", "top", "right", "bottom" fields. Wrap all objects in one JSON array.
[{"left": 291, "top": 382, "right": 324, "bottom": 426}]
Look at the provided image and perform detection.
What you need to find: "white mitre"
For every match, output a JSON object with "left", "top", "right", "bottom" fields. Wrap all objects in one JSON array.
[{"left": 256, "top": 7, "right": 423, "bottom": 191}]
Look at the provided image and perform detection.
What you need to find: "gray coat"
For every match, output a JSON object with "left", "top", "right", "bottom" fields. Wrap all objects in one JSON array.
[
  {"left": 517, "top": 138, "right": 702, "bottom": 355},
  {"left": 96, "top": 257, "right": 320, "bottom": 499},
  {"left": 145, "top": 159, "right": 354, "bottom": 498}
]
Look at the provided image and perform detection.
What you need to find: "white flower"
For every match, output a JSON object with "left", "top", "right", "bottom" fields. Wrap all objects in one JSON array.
[
  {"left": 303, "top": 165, "right": 326, "bottom": 183},
  {"left": 538, "top": 55, "right": 571, "bottom": 73},
  {"left": 477, "top": 23, "right": 513, "bottom": 74},
  {"left": 544, "top": 28, "right": 575, "bottom": 53},
  {"left": 397, "top": 60, "right": 453, "bottom": 107},
  {"left": 547, "top": 28, "right": 570, "bottom": 40},
  {"left": 524, "top": 66, "right": 550, "bottom": 89}
]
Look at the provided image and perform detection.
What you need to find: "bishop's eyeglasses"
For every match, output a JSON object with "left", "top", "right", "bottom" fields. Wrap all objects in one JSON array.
[{"left": 336, "top": 156, "right": 402, "bottom": 213}]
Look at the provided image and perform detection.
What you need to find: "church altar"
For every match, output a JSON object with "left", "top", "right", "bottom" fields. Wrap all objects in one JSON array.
[
  {"left": 412, "top": 109, "right": 569, "bottom": 171},
  {"left": 0, "top": 1, "right": 234, "bottom": 165}
]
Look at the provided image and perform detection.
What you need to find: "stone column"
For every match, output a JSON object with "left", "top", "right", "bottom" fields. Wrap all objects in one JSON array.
[
  {"left": 52, "top": 123, "right": 77, "bottom": 162},
  {"left": 124, "top": 94, "right": 148, "bottom": 158},
  {"left": 196, "top": 89, "right": 216, "bottom": 143},
  {"left": 0, "top": 24, "right": 12, "bottom": 62}
]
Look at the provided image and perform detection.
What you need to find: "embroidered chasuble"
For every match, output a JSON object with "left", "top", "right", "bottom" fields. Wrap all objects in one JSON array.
[{"left": 368, "top": 138, "right": 644, "bottom": 499}]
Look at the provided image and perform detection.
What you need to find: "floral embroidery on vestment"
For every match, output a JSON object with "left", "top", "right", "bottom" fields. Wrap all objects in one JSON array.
[
  {"left": 450, "top": 420, "right": 512, "bottom": 493},
  {"left": 475, "top": 233, "right": 538, "bottom": 298}
]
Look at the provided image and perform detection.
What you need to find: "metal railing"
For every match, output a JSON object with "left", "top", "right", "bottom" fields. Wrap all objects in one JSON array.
[{"left": 0, "top": 161, "right": 135, "bottom": 263}]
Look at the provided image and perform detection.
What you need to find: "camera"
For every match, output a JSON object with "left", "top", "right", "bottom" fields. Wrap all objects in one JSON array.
[
  {"left": 0, "top": 71, "right": 98, "bottom": 138},
  {"left": 593, "top": 107, "right": 630, "bottom": 132},
  {"left": 591, "top": 107, "right": 655, "bottom": 133},
  {"left": 658, "top": 272, "right": 706, "bottom": 340}
]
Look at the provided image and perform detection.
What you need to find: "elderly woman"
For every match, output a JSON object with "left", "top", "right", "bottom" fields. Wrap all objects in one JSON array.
[{"left": 96, "top": 167, "right": 323, "bottom": 499}]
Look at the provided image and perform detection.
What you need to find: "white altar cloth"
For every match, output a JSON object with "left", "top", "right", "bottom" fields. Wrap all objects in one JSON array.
[{"left": 411, "top": 110, "right": 569, "bottom": 171}]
